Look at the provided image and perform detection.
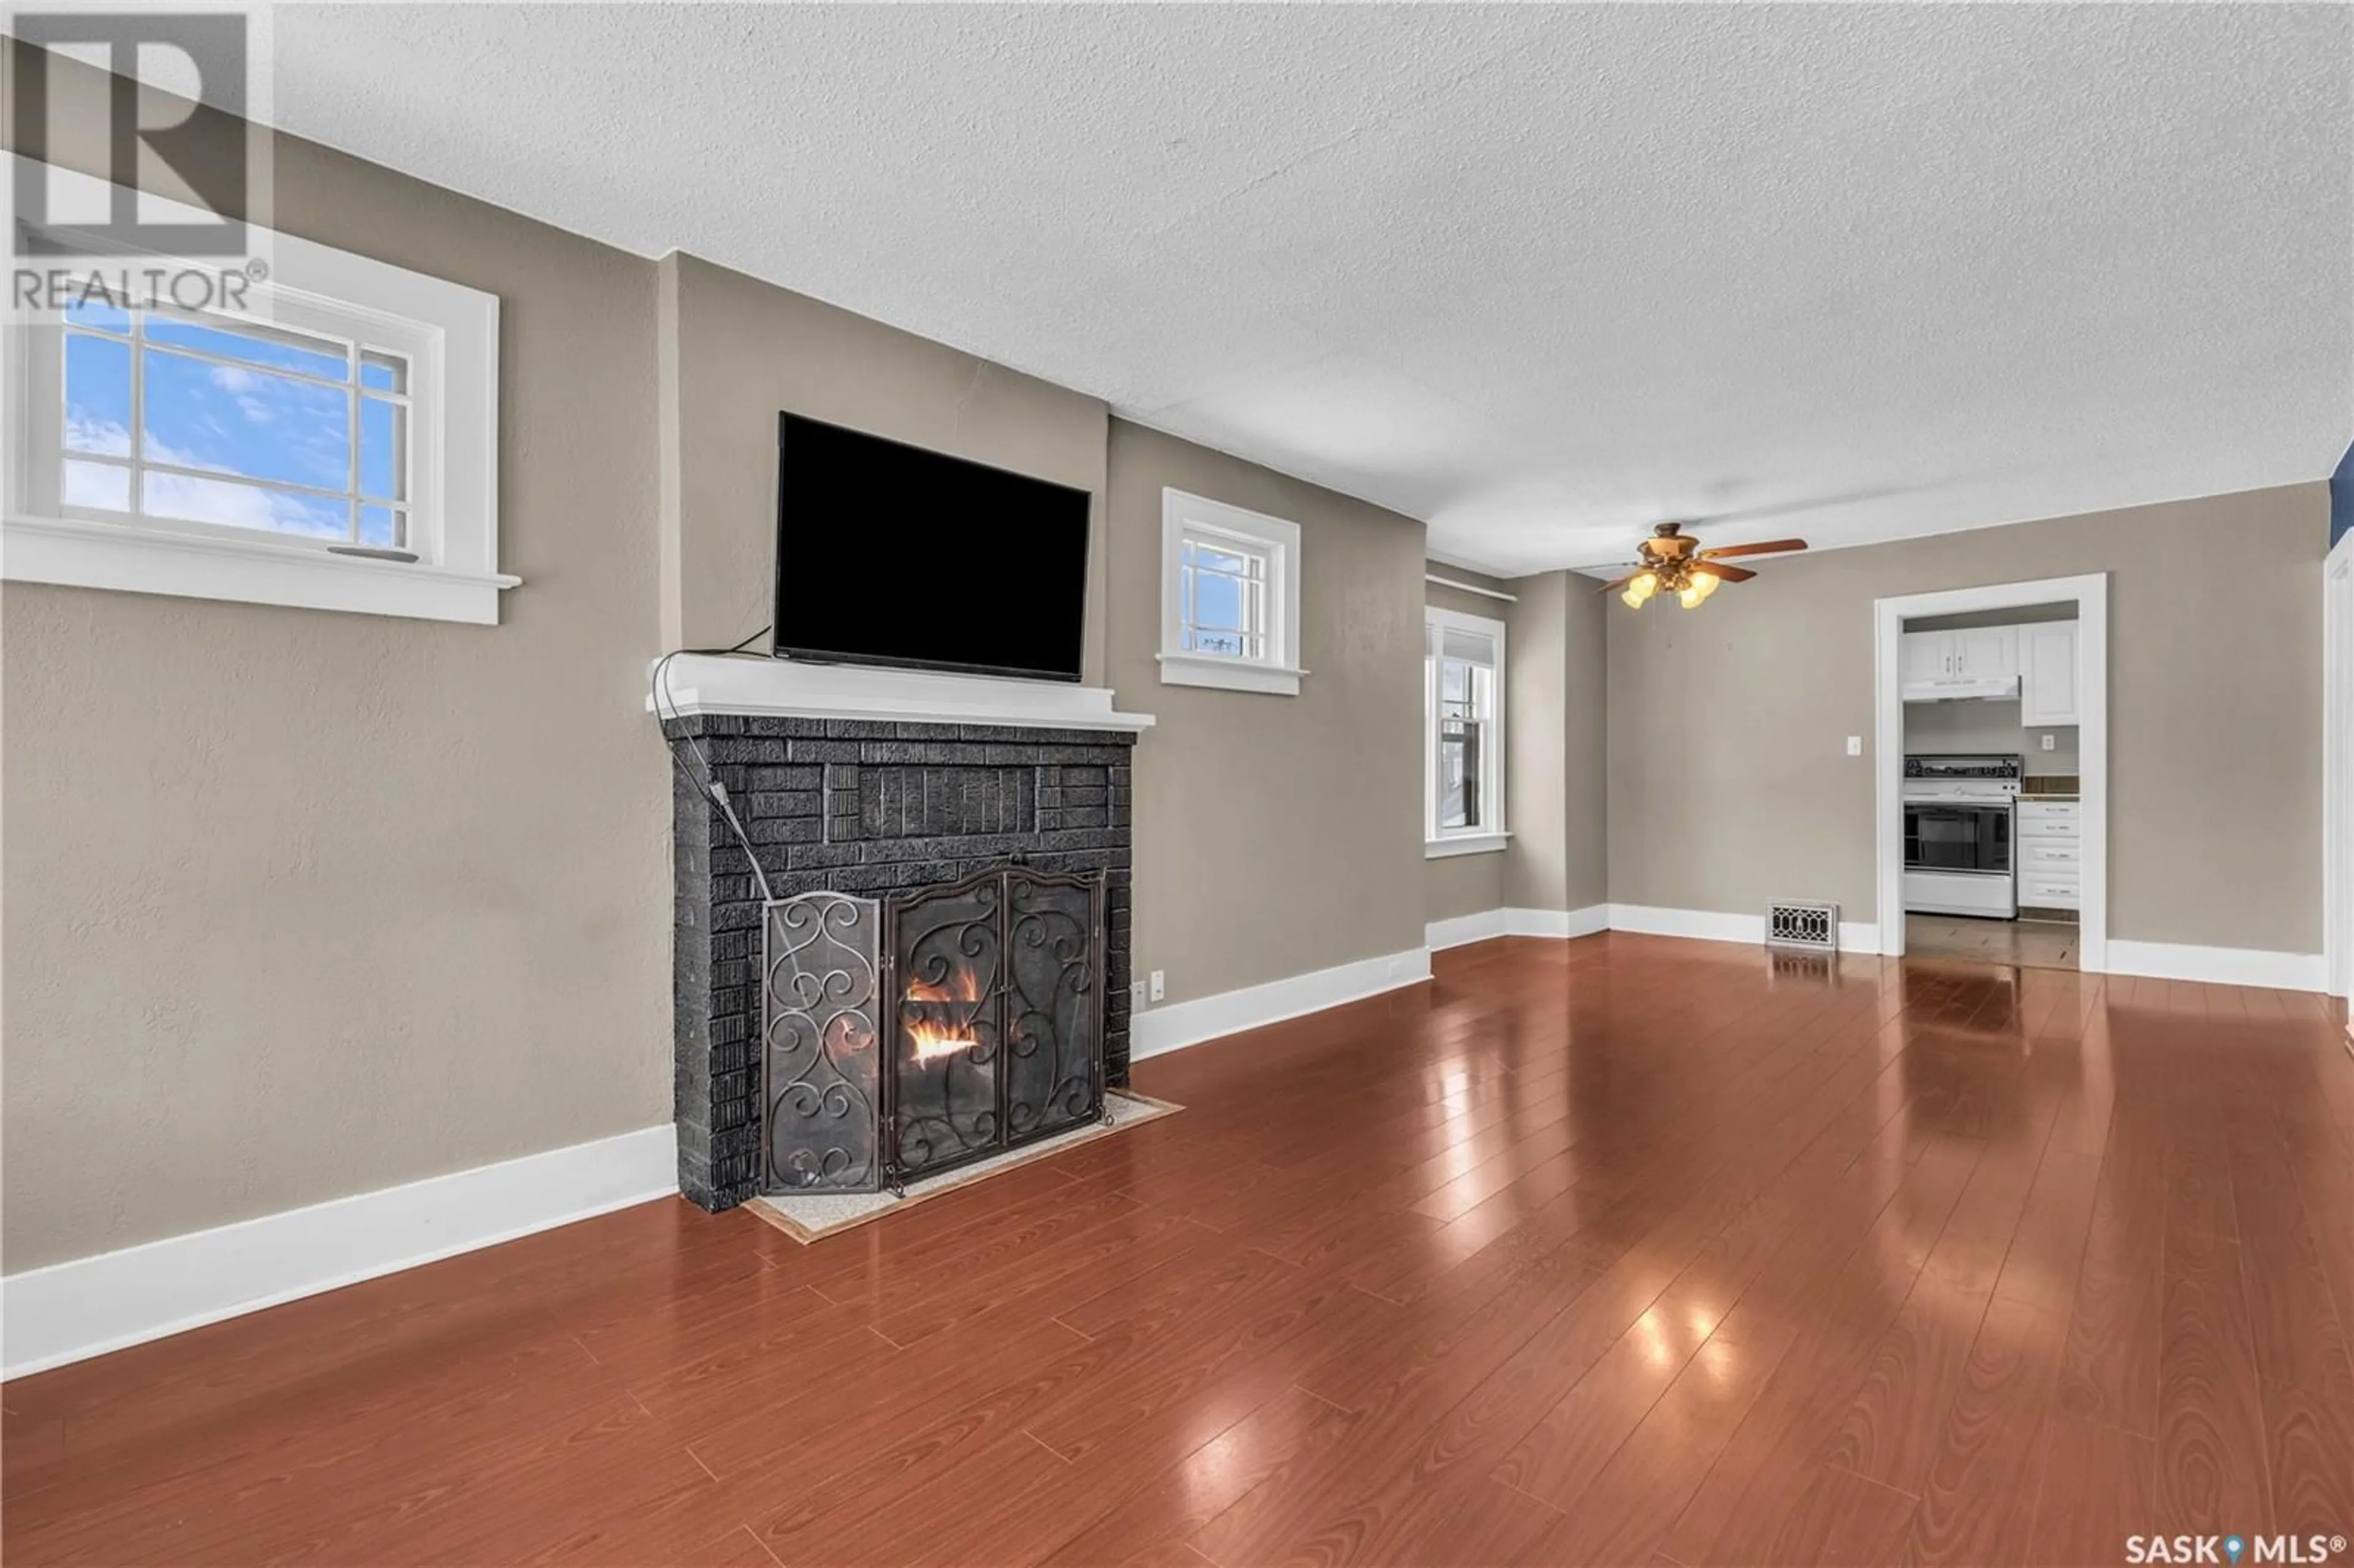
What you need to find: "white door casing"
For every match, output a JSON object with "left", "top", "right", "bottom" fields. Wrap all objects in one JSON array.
[
  {"left": 1875, "top": 574, "right": 2109, "bottom": 970},
  {"left": 2326, "top": 529, "right": 2352, "bottom": 1002}
]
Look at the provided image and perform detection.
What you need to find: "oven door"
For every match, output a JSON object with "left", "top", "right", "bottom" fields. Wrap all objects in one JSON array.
[{"left": 1904, "top": 804, "right": 2013, "bottom": 874}]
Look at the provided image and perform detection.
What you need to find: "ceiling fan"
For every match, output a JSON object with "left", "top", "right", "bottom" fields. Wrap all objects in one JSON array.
[{"left": 1598, "top": 523, "right": 1809, "bottom": 609}]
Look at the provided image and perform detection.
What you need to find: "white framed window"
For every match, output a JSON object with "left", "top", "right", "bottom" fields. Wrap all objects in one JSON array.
[
  {"left": 1426, "top": 606, "right": 1507, "bottom": 856},
  {"left": 1158, "top": 488, "right": 1304, "bottom": 696},
  {"left": 4, "top": 158, "right": 512, "bottom": 625}
]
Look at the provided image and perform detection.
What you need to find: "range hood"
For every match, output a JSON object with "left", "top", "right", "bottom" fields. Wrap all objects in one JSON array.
[{"left": 1902, "top": 675, "right": 2021, "bottom": 704}]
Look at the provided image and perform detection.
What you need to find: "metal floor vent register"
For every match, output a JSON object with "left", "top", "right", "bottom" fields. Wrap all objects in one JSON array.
[{"left": 1766, "top": 900, "right": 1839, "bottom": 950}]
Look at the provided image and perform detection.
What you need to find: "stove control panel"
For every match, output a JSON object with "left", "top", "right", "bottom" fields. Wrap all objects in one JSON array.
[{"left": 1903, "top": 754, "right": 2024, "bottom": 782}]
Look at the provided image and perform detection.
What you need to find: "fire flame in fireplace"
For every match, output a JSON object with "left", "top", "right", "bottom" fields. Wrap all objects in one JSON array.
[{"left": 905, "top": 970, "right": 982, "bottom": 1064}]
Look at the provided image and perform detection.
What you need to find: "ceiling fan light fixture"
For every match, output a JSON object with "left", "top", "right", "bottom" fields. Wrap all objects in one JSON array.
[{"left": 1601, "top": 528, "right": 1807, "bottom": 609}]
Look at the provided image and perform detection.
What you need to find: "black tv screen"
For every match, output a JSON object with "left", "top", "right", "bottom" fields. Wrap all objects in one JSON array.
[{"left": 774, "top": 414, "right": 1091, "bottom": 682}]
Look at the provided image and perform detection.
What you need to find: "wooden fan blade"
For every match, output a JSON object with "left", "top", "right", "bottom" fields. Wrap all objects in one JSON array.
[
  {"left": 1691, "top": 560, "right": 1756, "bottom": 582},
  {"left": 1697, "top": 538, "right": 1807, "bottom": 560},
  {"left": 1596, "top": 573, "right": 1639, "bottom": 595}
]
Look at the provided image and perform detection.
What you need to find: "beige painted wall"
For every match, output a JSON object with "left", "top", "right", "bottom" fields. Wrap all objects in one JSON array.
[
  {"left": 1426, "top": 846, "right": 1506, "bottom": 923},
  {"left": 10, "top": 50, "right": 2323, "bottom": 1293},
  {"left": 658, "top": 255, "right": 1110, "bottom": 677},
  {"left": 1502, "top": 572, "right": 1610, "bottom": 913},
  {"left": 0, "top": 64, "right": 1432, "bottom": 1273},
  {"left": 1606, "top": 485, "right": 2328, "bottom": 952},
  {"left": 2, "top": 78, "right": 670, "bottom": 1270},
  {"left": 1424, "top": 569, "right": 1514, "bottom": 622},
  {"left": 1424, "top": 566, "right": 1511, "bottom": 924},
  {"left": 1107, "top": 422, "right": 1426, "bottom": 1002}
]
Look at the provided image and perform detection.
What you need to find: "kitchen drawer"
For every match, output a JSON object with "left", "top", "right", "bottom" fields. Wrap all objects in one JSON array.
[
  {"left": 2017, "top": 814, "right": 2080, "bottom": 842},
  {"left": 2021, "top": 841, "right": 2083, "bottom": 872},
  {"left": 2017, "top": 801, "right": 2080, "bottom": 824},
  {"left": 1905, "top": 869, "right": 2016, "bottom": 918},
  {"left": 2019, "top": 875, "right": 2081, "bottom": 910}
]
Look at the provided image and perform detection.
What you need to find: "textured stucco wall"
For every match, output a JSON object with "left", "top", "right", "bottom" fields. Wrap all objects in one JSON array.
[
  {"left": 2, "top": 78, "right": 669, "bottom": 1270},
  {"left": 1497, "top": 572, "right": 1609, "bottom": 914},
  {"left": 1606, "top": 484, "right": 2328, "bottom": 952},
  {"left": 1106, "top": 421, "right": 1426, "bottom": 1003},
  {"left": 658, "top": 254, "right": 1111, "bottom": 676}
]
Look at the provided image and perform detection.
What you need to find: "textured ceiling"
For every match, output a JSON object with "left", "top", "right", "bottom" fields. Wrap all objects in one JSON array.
[{"left": 266, "top": 3, "right": 2351, "bottom": 576}]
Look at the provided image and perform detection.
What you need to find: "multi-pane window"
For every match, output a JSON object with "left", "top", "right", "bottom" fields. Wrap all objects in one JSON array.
[
  {"left": 1426, "top": 608, "right": 1506, "bottom": 850},
  {"left": 1159, "top": 489, "right": 1303, "bottom": 696},
  {"left": 6, "top": 166, "right": 505, "bottom": 623},
  {"left": 58, "top": 300, "right": 412, "bottom": 550},
  {"left": 1437, "top": 655, "right": 1488, "bottom": 829},
  {"left": 1179, "top": 533, "right": 1268, "bottom": 660}
]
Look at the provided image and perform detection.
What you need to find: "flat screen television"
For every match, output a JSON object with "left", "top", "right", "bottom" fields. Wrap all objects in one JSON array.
[{"left": 773, "top": 413, "right": 1092, "bottom": 682}]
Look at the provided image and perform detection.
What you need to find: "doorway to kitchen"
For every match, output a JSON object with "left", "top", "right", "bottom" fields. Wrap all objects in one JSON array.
[{"left": 1873, "top": 574, "right": 2109, "bottom": 972}]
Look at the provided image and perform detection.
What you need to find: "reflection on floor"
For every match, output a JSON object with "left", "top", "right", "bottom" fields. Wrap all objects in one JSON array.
[
  {"left": 8, "top": 937, "right": 2351, "bottom": 1567},
  {"left": 1907, "top": 911, "right": 2078, "bottom": 970}
]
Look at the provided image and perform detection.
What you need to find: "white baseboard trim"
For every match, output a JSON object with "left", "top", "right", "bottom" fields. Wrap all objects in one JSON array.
[
  {"left": 1425, "top": 908, "right": 1512, "bottom": 951},
  {"left": 1426, "top": 904, "right": 1880, "bottom": 954},
  {"left": 1130, "top": 945, "right": 1433, "bottom": 1062},
  {"left": 1605, "top": 904, "right": 1880, "bottom": 954},
  {"left": 2, "top": 1124, "right": 678, "bottom": 1380},
  {"left": 1572, "top": 908, "right": 2318, "bottom": 991},
  {"left": 2102, "top": 938, "right": 2328, "bottom": 993},
  {"left": 1425, "top": 905, "right": 1609, "bottom": 951},
  {"left": 1508, "top": 904, "right": 1613, "bottom": 940},
  {"left": 1607, "top": 903, "right": 1764, "bottom": 944}
]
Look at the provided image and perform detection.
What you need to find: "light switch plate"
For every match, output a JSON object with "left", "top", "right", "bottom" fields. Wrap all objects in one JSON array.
[
  {"left": 1845, "top": 736, "right": 1863, "bottom": 756},
  {"left": 1130, "top": 980, "right": 1146, "bottom": 1008},
  {"left": 1149, "top": 970, "right": 1165, "bottom": 1002}
]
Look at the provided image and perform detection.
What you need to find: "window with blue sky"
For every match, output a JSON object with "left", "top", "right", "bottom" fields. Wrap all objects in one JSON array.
[
  {"left": 60, "top": 301, "right": 409, "bottom": 548},
  {"left": 1178, "top": 535, "right": 1267, "bottom": 660}
]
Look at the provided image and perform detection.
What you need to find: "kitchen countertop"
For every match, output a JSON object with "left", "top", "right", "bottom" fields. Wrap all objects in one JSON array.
[{"left": 2019, "top": 793, "right": 2080, "bottom": 803}]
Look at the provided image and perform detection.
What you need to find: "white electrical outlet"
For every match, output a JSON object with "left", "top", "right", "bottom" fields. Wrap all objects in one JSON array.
[
  {"left": 1845, "top": 736, "right": 1863, "bottom": 756},
  {"left": 2041, "top": 733, "right": 2056, "bottom": 752},
  {"left": 1130, "top": 980, "right": 1146, "bottom": 1008},
  {"left": 1149, "top": 969, "right": 1165, "bottom": 1002}
]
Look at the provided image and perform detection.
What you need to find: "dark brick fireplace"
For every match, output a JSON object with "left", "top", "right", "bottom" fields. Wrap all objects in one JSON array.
[{"left": 665, "top": 713, "right": 1135, "bottom": 1211}]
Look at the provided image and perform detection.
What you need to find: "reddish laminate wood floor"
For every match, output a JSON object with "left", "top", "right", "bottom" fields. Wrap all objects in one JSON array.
[{"left": 8, "top": 935, "right": 2354, "bottom": 1567}]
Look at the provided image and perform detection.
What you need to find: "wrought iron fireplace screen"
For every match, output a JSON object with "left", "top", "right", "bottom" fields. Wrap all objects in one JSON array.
[
  {"left": 761, "top": 866, "right": 1106, "bottom": 1195},
  {"left": 759, "top": 893, "right": 882, "bottom": 1192}
]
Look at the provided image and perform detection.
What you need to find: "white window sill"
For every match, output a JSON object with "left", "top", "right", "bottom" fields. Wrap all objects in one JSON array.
[
  {"left": 1156, "top": 650, "right": 1306, "bottom": 696},
  {"left": 2, "top": 514, "right": 519, "bottom": 625},
  {"left": 1426, "top": 832, "right": 1510, "bottom": 859}
]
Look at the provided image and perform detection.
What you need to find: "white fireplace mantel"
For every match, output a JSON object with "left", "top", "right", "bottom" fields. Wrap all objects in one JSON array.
[{"left": 647, "top": 653, "right": 1156, "bottom": 733}]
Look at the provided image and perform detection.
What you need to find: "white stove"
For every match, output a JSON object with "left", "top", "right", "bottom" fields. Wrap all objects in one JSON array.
[{"left": 1902, "top": 754, "right": 2021, "bottom": 919}]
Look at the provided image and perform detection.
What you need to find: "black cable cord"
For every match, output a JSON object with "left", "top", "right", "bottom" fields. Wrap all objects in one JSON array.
[{"left": 653, "top": 626, "right": 776, "bottom": 906}]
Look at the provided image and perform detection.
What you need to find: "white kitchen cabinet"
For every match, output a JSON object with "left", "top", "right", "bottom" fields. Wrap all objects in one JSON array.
[
  {"left": 1953, "top": 626, "right": 2018, "bottom": 683},
  {"left": 2017, "top": 799, "right": 2082, "bottom": 910},
  {"left": 1900, "top": 626, "right": 2019, "bottom": 695},
  {"left": 1902, "top": 630, "right": 1949, "bottom": 688},
  {"left": 2020, "top": 622, "right": 2082, "bottom": 726}
]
